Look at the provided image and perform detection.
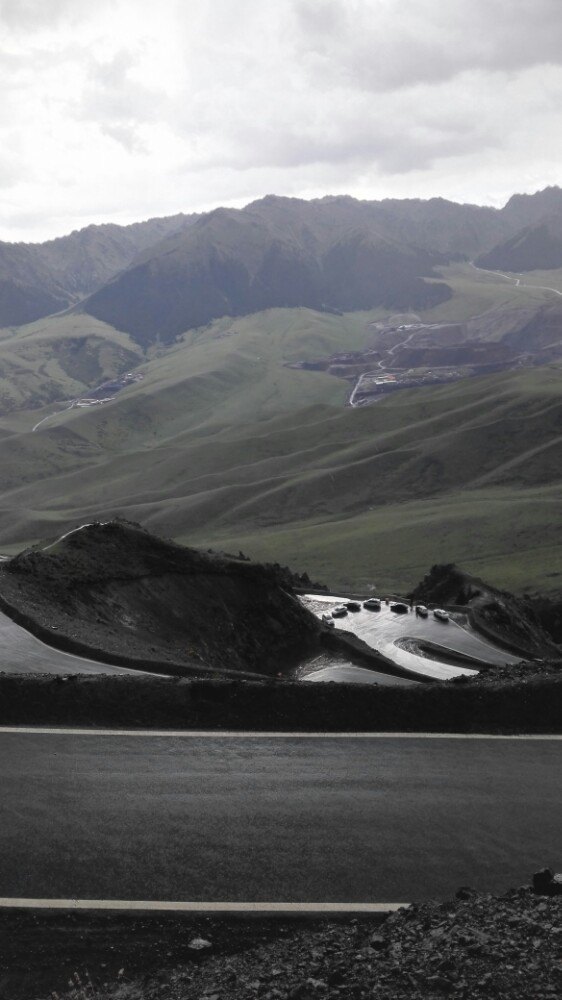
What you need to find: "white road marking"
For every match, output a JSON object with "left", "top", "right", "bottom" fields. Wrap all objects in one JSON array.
[
  {"left": 0, "top": 728, "right": 560, "bottom": 739},
  {"left": 0, "top": 898, "right": 408, "bottom": 913}
]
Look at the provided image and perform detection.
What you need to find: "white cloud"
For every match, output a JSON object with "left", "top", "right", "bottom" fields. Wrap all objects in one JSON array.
[
  {"left": 0, "top": 0, "right": 112, "bottom": 31},
  {"left": 0, "top": 0, "right": 561, "bottom": 241}
]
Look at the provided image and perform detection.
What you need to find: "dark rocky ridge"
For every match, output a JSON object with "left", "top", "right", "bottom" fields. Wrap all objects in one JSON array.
[
  {"left": 409, "top": 563, "right": 560, "bottom": 658},
  {"left": 0, "top": 520, "right": 322, "bottom": 677}
]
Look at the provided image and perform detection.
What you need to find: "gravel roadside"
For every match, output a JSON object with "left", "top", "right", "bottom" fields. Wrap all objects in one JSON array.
[{"left": 20, "top": 882, "right": 561, "bottom": 1000}]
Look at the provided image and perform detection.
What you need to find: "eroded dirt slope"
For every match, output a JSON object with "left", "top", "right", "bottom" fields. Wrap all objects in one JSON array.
[{"left": 0, "top": 520, "right": 321, "bottom": 676}]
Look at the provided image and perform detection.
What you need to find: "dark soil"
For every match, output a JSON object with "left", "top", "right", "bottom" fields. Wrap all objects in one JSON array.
[
  {"left": 458, "top": 658, "right": 562, "bottom": 686},
  {"left": 0, "top": 521, "right": 322, "bottom": 678},
  {"left": 528, "top": 594, "right": 562, "bottom": 645},
  {"left": 0, "top": 911, "right": 315, "bottom": 1000},
  {"left": 11, "top": 883, "right": 561, "bottom": 1000}
]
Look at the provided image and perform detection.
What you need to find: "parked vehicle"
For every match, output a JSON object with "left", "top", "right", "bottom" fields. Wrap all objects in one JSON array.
[
  {"left": 389, "top": 601, "right": 409, "bottom": 614},
  {"left": 331, "top": 605, "right": 348, "bottom": 618},
  {"left": 416, "top": 604, "right": 428, "bottom": 617},
  {"left": 345, "top": 601, "right": 361, "bottom": 612},
  {"left": 363, "top": 597, "right": 381, "bottom": 610},
  {"left": 433, "top": 608, "right": 450, "bottom": 622}
]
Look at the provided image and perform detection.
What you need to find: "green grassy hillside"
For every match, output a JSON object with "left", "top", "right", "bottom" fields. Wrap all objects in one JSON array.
[
  {"left": 0, "top": 366, "right": 560, "bottom": 594},
  {"left": 0, "top": 260, "right": 556, "bottom": 422},
  {"left": 0, "top": 268, "right": 561, "bottom": 596},
  {"left": 196, "top": 484, "right": 561, "bottom": 597},
  {"left": 0, "top": 313, "right": 142, "bottom": 416}
]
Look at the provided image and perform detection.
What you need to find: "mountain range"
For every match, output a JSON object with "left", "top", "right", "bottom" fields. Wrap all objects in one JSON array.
[
  {"left": 476, "top": 212, "right": 562, "bottom": 272},
  {"left": 1, "top": 186, "right": 562, "bottom": 596},
  {"left": 0, "top": 213, "right": 197, "bottom": 327},
  {"left": 3, "top": 187, "right": 562, "bottom": 335}
]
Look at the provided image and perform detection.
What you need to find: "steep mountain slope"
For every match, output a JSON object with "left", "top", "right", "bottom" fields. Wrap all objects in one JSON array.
[
  {"left": 241, "top": 193, "right": 509, "bottom": 257},
  {"left": 83, "top": 197, "right": 454, "bottom": 343},
  {"left": 79, "top": 187, "right": 562, "bottom": 342},
  {"left": 501, "top": 186, "right": 562, "bottom": 230},
  {"left": 351, "top": 195, "right": 508, "bottom": 256},
  {"left": 3, "top": 186, "right": 562, "bottom": 334},
  {"left": 0, "top": 213, "right": 197, "bottom": 327},
  {"left": 476, "top": 213, "right": 562, "bottom": 272}
]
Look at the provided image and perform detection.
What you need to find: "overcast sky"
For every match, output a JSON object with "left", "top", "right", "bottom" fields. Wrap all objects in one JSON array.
[{"left": 1, "top": 0, "right": 562, "bottom": 242}]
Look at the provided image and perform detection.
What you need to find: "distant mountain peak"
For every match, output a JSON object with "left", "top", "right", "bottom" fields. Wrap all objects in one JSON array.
[{"left": 2, "top": 185, "right": 562, "bottom": 332}]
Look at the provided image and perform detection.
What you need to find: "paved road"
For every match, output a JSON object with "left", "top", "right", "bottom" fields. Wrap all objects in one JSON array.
[
  {"left": 300, "top": 655, "right": 419, "bottom": 686},
  {"left": 0, "top": 609, "right": 149, "bottom": 676},
  {"left": 1, "top": 732, "right": 560, "bottom": 904},
  {"left": 302, "top": 596, "right": 519, "bottom": 681},
  {"left": 348, "top": 329, "right": 421, "bottom": 406}
]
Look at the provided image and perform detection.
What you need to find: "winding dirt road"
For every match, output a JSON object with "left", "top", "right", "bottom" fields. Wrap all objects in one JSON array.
[{"left": 469, "top": 261, "right": 562, "bottom": 297}]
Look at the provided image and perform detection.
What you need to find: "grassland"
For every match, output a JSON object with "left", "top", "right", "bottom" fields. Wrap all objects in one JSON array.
[
  {"left": 489, "top": 267, "right": 562, "bottom": 293},
  {"left": 191, "top": 483, "right": 562, "bottom": 596},
  {"left": 0, "top": 266, "right": 561, "bottom": 595},
  {"left": 0, "top": 312, "right": 142, "bottom": 420},
  {"left": 419, "top": 261, "right": 561, "bottom": 322}
]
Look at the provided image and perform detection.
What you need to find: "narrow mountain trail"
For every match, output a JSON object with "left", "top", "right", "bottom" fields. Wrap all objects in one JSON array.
[{"left": 469, "top": 260, "right": 562, "bottom": 297}]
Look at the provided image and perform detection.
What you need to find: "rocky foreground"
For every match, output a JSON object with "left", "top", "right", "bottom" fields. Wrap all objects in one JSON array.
[{"left": 44, "top": 883, "right": 562, "bottom": 1000}]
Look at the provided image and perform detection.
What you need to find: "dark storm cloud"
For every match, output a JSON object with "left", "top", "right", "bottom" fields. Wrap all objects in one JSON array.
[
  {"left": 293, "top": 0, "right": 562, "bottom": 91},
  {"left": 215, "top": 98, "right": 501, "bottom": 175}
]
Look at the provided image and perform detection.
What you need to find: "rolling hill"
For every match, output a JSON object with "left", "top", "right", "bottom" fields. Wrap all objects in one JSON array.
[
  {"left": 0, "top": 286, "right": 561, "bottom": 596},
  {"left": 1, "top": 192, "right": 562, "bottom": 598},
  {"left": 0, "top": 313, "right": 143, "bottom": 414}
]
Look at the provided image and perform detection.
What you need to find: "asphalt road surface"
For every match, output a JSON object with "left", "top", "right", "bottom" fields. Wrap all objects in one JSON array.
[
  {"left": 299, "top": 653, "right": 419, "bottom": 686},
  {"left": 302, "top": 596, "right": 520, "bottom": 681},
  {"left": 1, "top": 732, "right": 560, "bottom": 904},
  {"left": 0, "top": 609, "right": 148, "bottom": 676}
]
